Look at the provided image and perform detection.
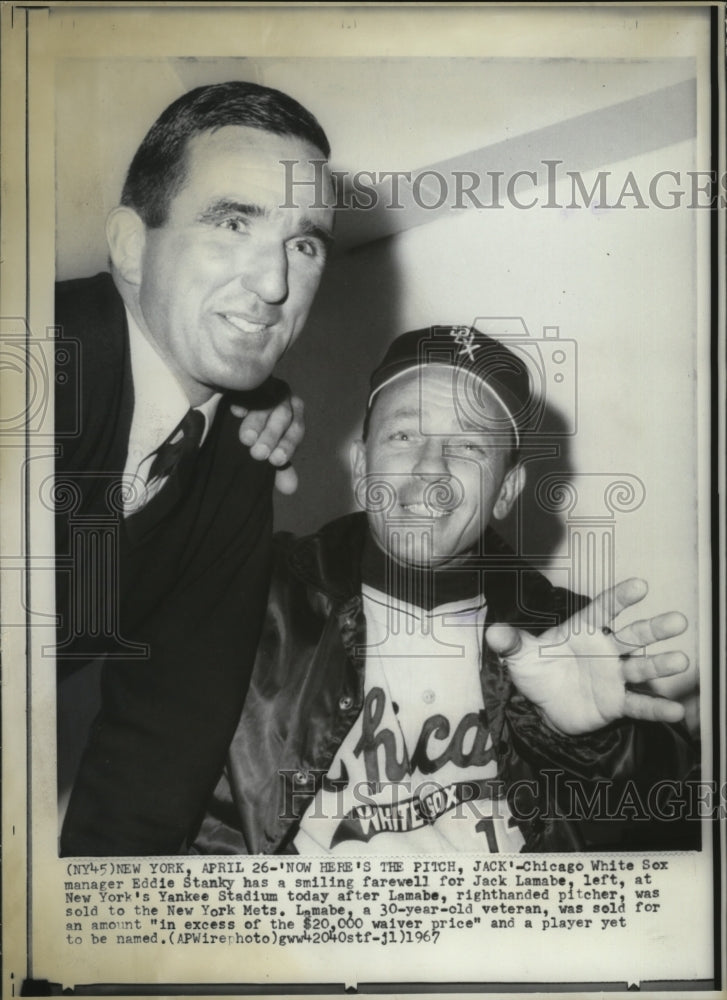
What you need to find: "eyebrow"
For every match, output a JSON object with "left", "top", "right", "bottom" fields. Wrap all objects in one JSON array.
[
  {"left": 197, "top": 199, "right": 334, "bottom": 250},
  {"left": 197, "top": 200, "right": 263, "bottom": 224},
  {"left": 297, "top": 218, "right": 335, "bottom": 251}
]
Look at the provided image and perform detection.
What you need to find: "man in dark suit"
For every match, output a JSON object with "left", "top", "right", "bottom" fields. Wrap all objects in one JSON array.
[{"left": 56, "top": 81, "right": 335, "bottom": 856}]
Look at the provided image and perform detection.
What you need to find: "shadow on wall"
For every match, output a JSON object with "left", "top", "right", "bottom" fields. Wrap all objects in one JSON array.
[
  {"left": 497, "top": 403, "right": 574, "bottom": 565},
  {"left": 274, "top": 236, "right": 404, "bottom": 538}
]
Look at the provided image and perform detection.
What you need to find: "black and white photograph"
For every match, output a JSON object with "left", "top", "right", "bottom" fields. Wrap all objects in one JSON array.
[{"left": 1, "top": 3, "right": 724, "bottom": 997}]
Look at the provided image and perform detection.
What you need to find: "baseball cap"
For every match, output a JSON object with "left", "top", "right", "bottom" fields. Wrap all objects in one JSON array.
[{"left": 367, "top": 325, "right": 533, "bottom": 447}]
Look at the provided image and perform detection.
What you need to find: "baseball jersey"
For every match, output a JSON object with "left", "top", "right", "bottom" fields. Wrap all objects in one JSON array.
[{"left": 294, "top": 583, "right": 524, "bottom": 854}]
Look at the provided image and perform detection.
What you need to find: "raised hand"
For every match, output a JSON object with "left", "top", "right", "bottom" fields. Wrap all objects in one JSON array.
[
  {"left": 485, "top": 578, "right": 689, "bottom": 736},
  {"left": 231, "top": 393, "right": 305, "bottom": 496}
]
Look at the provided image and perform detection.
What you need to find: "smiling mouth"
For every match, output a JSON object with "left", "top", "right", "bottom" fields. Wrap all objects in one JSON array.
[
  {"left": 219, "top": 313, "right": 270, "bottom": 336},
  {"left": 399, "top": 502, "right": 451, "bottom": 519}
]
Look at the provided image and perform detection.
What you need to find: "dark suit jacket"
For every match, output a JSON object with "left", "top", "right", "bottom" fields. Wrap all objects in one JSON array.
[{"left": 56, "top": 273, "right": 274, "bottom": 855}]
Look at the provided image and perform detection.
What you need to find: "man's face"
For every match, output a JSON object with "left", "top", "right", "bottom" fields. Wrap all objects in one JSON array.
[
  {"left": 134, "top": 126, "right": 334, "bottom": 403},
  {"left": 352, "top": 367, "right": 524, "bottom": 567}
]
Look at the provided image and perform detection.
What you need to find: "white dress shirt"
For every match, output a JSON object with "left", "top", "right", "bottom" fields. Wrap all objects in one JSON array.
[{"left": 122, "top": 309, "right": 221, "bottom": 514}]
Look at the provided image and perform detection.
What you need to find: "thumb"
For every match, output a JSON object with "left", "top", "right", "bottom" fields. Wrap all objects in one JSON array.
[
  {"left": 485, "top": 623, "right": 523, "bottom": 659},
  {"left": 274, "top": 464, "right": 299, "bottom": 496}
]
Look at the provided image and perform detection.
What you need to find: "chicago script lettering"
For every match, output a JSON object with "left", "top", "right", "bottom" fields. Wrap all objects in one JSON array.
[
  {"left": 353, "top": 688, "right": 496, "bottom": 784},
  {"left": 353, "top": 688, "right": 409, "bottom": 782},
  {"left": 412, "top": 711, "right": 496, "bottom": 774}
]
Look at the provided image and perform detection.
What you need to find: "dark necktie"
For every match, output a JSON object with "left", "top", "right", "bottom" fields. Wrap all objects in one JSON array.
[
  {"left": 148, "top": 408, "right": 205, "bottom": 487},
  {"left": 125, "top": 408, "right": 205, "bottom": 544}
]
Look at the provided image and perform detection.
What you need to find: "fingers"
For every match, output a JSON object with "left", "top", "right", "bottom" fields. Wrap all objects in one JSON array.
[
  {"left": 622, "top": 691, "right": 686, "bottom": 724},
  {"left": 620, "top": 650, "right": 689, "bottom": 685},
  {"left": 581, "top": 577, "right": 648, "bottom": 631},
  {"left": 268, "top": 396, "right": 305, "bottom": 465},
  {"left": 274, "top": 465, "right": 299, "bottom": 496},
  {"left": 232, "top": 397, "right": 304, "bottom": 495},
  {"left": 485, "top": 623, "right": 524, "bottom": 660},
  {"left": 233, "top": 397, "right": 305, "bottom": 464},
  {"left": 232, "top": 404, "right": 274, "bottom": 449},
  {"left": 614, "top": 611, "right": 688, "bottom": 652},
  {"left": 249, "top": 402, "right": 293, "bottom": 460},
  {"left": 580, "top": 580, "right": 688, "bottom": 657}
]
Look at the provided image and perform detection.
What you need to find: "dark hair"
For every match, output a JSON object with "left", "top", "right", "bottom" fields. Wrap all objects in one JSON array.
[{"left": 120, "top": 81, "right": 331, "bottom": 228}]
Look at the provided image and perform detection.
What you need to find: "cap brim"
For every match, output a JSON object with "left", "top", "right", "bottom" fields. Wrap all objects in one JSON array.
[{"left": 368, "top": 362, "right": 520, "bottom": 448}]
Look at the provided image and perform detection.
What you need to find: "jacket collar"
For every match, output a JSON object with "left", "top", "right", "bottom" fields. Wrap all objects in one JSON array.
[
  {"left": 287, "top": 513, "right": 369, "bottom": 604},
  {"left": 286, "top": 511, "right": 528, "bottom": 620}
]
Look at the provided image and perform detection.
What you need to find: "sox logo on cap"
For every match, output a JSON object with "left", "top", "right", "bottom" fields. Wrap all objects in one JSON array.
[{"left": 450, "top": 325, "right": 477, "bottom": 361}]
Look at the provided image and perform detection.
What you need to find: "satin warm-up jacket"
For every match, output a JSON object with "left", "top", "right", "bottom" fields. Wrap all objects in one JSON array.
[{"left": 194, "top": 514, "right": 700, "bottom": 855}]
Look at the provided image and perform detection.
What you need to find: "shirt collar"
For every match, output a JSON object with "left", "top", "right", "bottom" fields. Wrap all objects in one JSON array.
[{"left": 126, "top": 308, "right": 221, "bottom": 467}]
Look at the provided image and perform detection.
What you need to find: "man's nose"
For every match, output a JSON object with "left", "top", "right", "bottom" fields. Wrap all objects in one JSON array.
[
  {"left": 411, "top": 437, "right": 449, "bottom": 477},
  {"left": 240, "top": 241, "right": 289, "bottom": 303}
]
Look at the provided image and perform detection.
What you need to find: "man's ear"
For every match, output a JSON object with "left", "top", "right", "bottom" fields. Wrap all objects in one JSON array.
[
  {"left": 106, "top": 207, "right": 145, "bottom": 286},
  {"left": 492, "top": 463, "right": 526, "bottom": 520},
  {"left": 349, "top": 439, "right": 367, "bottom": 490}
]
